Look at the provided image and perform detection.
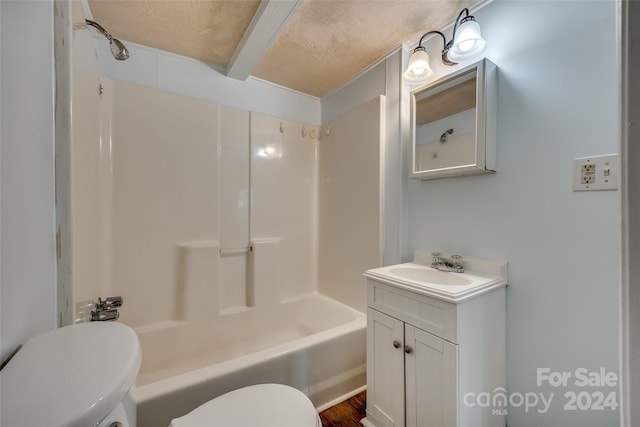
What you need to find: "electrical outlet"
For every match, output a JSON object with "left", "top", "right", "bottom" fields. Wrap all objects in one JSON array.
[
  {"left": 573, "top": 154, "right": 619, "bottom": 191},
  {"left": 581, "top": 164, "right": 595, "bottom": 184}
]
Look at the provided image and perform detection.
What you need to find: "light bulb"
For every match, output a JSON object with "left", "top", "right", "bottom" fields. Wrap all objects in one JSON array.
[{"left": 458, "top": 39, "right": 475, "bottom": 52}]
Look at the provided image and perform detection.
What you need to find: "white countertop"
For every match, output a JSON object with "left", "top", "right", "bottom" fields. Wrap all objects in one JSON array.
[{"left": 364, "top": 252, "right": 507, "bottom": 303}]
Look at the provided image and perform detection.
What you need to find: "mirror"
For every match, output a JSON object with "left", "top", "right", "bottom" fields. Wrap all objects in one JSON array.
[{"left": 410, "top": 59, "right": 496, "bottom": 180}]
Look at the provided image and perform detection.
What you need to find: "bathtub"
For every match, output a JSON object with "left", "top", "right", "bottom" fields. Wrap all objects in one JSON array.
[{"left": 132, "top": 294, "right": 367, "bottom": 427}]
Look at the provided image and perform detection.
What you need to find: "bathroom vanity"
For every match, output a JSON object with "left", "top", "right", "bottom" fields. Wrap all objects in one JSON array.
[{"left": 362, "top": 251, "right": 507, "bottom": 427}]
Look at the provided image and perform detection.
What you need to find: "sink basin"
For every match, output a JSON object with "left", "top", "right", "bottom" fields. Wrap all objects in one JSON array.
[{"left": 389, "top": 267, "right": 473, "bottom": 286}]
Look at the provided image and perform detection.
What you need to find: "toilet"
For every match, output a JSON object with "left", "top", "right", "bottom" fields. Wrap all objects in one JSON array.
[
  {"left": 170, "top": 383, "right": 322, "bottom": 427},
  {"left": 0, "top": 322, "right": 321, "bottom": 427}
]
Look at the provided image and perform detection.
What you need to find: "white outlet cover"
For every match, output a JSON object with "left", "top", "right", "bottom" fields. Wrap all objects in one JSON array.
[{"left": 572, "top": 154, "right": 619, "bottom": 191}]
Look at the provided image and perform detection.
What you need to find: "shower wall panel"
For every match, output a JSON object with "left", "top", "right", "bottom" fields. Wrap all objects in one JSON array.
[
  {"left": 250, "top": 113, "right": 319, "bottom": 300},
  {"left": 318, "top": 96, "right": 385, "bottom": 313},
  {"left": 72, "top": 72, "right": 109, "bottom": 304},
  {"left": 111, "top": 81, "right": 220, "bottom": 327},
  {"left": 218, "top": 106, "right": 251, "bottom": 313}
]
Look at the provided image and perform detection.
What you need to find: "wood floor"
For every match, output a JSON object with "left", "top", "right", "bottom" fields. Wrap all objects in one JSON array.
[{"left": 319, "top": 391, "right": 366, "bottom": 427}]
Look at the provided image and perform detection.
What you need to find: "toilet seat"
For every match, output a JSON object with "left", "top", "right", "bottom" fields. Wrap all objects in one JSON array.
[{"left": 169, "top": 384, "right": 322, "bottom": 427}]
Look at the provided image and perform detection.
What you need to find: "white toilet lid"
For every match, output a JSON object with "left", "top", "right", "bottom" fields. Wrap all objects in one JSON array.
[
  {"left": 170, "top": 384, "right": 321, "bottom": 427},
  {"left": 0, "top": 322, "right": 141, "bottom": 427}
]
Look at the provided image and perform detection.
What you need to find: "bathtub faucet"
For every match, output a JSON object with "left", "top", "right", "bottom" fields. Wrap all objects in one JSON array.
[
  {"left": 431, "top": 252, "right": 464, "bottom": 273},
  {"left": 91, "top": 296, "right": 123, "bottom": 321}
]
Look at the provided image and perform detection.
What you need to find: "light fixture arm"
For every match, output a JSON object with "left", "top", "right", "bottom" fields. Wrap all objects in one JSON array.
[
  {"left": 415, "top": 29, "right": 457, "bottom": 66},
  {"left": 417, "top": 30, "right": 447, "bottom": 50},
  {"left": 449, "top": 8, "right": 471, "bottom": 51},
  {"left": 413, "top": 8, "right": 475, "bottom": 67}
]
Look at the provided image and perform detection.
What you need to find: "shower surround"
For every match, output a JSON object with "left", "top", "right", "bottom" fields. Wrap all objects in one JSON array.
[
  {"left": 71, "top": 73, "right": 384, "bottom": 425},
  {"left": 73, "top": 76, "right": 322, "bottom": 325}
]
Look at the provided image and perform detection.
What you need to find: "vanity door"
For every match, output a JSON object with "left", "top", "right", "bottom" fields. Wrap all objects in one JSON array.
[
  {"left": 366, "top": 308, "right": 405, "bottom": 427},
  {"left": 405, "top": 325, "right": 458, "bottom": 427}
]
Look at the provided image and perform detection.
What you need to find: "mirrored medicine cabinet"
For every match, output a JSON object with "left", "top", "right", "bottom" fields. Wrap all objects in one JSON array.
[{"left": 410, "top": 58, "right": 497, "bottom": 180}]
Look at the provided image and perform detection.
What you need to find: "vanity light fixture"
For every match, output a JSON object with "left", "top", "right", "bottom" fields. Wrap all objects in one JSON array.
[{"left": 403, "top": 8, "right": 487, "bottom": 84}]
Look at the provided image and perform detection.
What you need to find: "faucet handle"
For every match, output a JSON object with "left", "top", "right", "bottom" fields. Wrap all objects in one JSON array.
[
  {"left": 451, "top": 254, "right": 464, "bottom": 270},
  {"left": 97, "top": 296, "right": 123, "bottom": 310},
  {"left": 451, "top": 255, "right": 464, "bottom": 273},
  {"left": 105, "top": 296, "right": 123, "bottom": 307}
]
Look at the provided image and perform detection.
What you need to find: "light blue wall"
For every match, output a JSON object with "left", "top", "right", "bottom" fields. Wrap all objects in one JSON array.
[
  {"left": 408, "top": 1, "right": 619, "bottom": 426},
  {"left": 324, "top": 1, "right": 621, "bottom": 425},
  {"left": 0, "top": 1, "right": 624, "bottom": 424},
  {"left": 0, "top": 0, "right": 57, "bottom": 363}
]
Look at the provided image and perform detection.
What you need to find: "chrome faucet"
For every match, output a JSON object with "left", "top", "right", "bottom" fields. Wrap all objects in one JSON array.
[
  {"left": 91, "top": 296, "right": 123, "bottom": 321},
  {"left": 431, "top": 252, "right": 464, "bottom": 273}
]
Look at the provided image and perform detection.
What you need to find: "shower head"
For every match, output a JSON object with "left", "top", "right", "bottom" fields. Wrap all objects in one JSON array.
[
  {"left": 109, "top": 37, "right": 130, "bottom": 61},
  {"left": 85, "top": 19, "right": 130, "bottom": 61}
]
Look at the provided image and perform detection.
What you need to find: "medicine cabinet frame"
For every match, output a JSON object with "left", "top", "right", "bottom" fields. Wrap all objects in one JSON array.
[{"left": 410, "top": 58, "right": 497, "bottom": 180}]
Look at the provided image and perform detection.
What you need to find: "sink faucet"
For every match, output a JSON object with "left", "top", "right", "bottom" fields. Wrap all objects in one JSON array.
[{"left": 431, "top": 252, "right": 464, "bottom": 273}]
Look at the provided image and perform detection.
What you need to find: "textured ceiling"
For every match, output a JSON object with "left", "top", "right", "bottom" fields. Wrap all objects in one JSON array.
[
  {"left": 88, "top": 0, "right": 482, "bottom": 97},
  {"left": 88, "top": 0, "right": 261, "bottom": 66}
]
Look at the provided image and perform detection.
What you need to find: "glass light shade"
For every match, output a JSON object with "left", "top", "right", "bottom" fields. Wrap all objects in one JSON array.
[
  {"left": 403, "top": 47, "right": 434, "bottom": 84},
  {"left": 448, "top": 18, "right": 487, "bottom": 62}
]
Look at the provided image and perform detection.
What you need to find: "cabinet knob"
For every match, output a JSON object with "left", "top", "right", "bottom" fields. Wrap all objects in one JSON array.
[
  {"left": 404, "top": 345, "right": 413, "bottom": 354},
  {"left": 393, "top": 340, "right": 401, "bottom": 349}
]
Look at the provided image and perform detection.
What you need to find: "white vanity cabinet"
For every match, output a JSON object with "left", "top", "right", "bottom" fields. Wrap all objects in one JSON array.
[
  {"left": 366, "top": 307, "right": 457, "bottom": 427},
  {"left": 362, "top": 255, "right": 507, "bottom": 427}
]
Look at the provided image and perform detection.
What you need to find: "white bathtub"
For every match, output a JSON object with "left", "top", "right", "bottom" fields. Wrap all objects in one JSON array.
[{"left": 132, "top": 294, "right": 367, "bottom": 427}]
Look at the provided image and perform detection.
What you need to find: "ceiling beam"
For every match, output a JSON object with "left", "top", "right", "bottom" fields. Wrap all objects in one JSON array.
[{"left": 226, "top": 0, "right": 302, "bottom": 81}]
